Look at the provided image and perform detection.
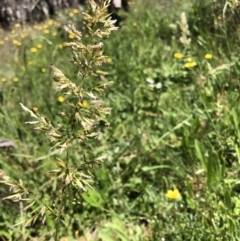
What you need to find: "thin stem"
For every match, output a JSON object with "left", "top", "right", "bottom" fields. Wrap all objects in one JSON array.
[
  {"left": 54, "top": 150, "right": 69, "bottom": 241},
  {"left": 54, "top": 191, "right": 65, "bottom": 241}
]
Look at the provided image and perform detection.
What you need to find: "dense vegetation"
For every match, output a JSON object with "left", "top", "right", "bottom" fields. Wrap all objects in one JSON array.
[{"left": 1, "top": 0, "right": 240, "bottom": 240}]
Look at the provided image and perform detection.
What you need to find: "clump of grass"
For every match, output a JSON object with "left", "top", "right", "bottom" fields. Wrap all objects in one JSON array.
[{"left": 0, "top": 0, "right": 117, "bottom": 240}]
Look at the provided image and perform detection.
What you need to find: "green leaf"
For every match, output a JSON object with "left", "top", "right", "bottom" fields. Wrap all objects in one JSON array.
[
  {"left": 82, "top": 188, "right": 104, "bottom": 208},
  {"left": 194, "top": 139, "right": 206, "bottom": 170}
]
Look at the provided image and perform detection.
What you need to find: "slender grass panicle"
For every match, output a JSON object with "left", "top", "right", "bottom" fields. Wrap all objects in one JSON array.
[
  {"left": 0, "top": 1, "right": 117, "bottom": 240},
  {"left": 177, "top": 12, "right": 191, "bottom": 46}
]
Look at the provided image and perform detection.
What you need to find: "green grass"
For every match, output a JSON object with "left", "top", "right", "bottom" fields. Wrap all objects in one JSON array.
[{"left": 1, "top": 0, "right": 240, "bottom": 240}]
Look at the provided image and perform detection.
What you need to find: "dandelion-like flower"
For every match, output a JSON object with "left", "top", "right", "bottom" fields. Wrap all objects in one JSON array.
[
  {"left": 205, "top": 54, "right": 212, "bottom": 59},
  {"left": 31, "top": 48, "right": 37, "bottom": 53},
  {"left": 44, "top": 29, "right": 50, "bottom": 34},
  {"left": 107, "top": 57, "right": 112, "bottom": 63},
  {"left": 57, "top": 96, "right": 64, "bottom": 103},
  {"left": 69, "top": 33, "right": 75, "bottom": 39},
  {"left": 174, "top": 52, "right": 182, "bottom": 59},
  {"left": 73, "top": 9, "right": 79, "bottom": 14},
  {"left": 166, "top": 188, "right": 181, "bottom": 200},
  {"left": 83, "top": 100, "right": 88, "bottom": 108},
  {"left": 184, "top": 61, "right": 197, "bottom": 68},
  {"left": 13, "top": 77, "right": 19, "bottom": 82},
  {"left": 47, "top": 20, "right": 53, "bottom": 26},
  {"left": 32, "top": 107, "right": 38, "bottom": 112}
]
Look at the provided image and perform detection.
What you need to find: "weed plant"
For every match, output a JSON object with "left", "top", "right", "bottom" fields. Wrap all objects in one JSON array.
[
  {"left": 0, "top": 0, "right": 117, "bottom": 240},
  {"left": 1, "top": 0, "right": 240, "bottom": 240}
]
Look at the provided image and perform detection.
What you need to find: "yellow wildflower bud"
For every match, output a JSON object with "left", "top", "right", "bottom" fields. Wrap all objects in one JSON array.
[
  {"left": 174, "top": 52, "right": 182, "bottom": 59},
  {"left": 13, "top": 77, "right": 19, "bottom": 82},
  {"left": 57, "top": 96, "right": 64, "bottom": 103},
  {"left": 73, "top": 9, "right": 79, "bottom": 14},
  {"left": 107, "top": 57, "right": 112, "bottom": 63},
  {"left": 166, "top": 188, "right": 181, "bottom": 200},
  {"left": 82, "top": 100, "right": 88, "bottom": 108},
  {"left": 205, "top": 53, "right": 212, "bottom": 59},
  {"left": 32, "top": 107, "right": 38, "bottom": 112},
  {"left": 69, "top": 33, "right": 75, "bottom": 39},
  {"left": 31, "top": 47, "right": 37, "bottom": 53}
]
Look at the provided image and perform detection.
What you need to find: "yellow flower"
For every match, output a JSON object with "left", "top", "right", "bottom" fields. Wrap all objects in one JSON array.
[
  {"left": 0, "top": 40, "right": 4, "bottom": 45},
  {"left": 82, "top": 100, "right": 88, "bottom": 108},
  {"left": 47, "top": 20, "right": 53, "bottom": 25},
  {"left": 15, "top": 23, "right": 20, "bottom": 28},
  {"left": 174, "top": 52, "right": 182, "bottom": 59},
  {"left": 11, "top": 30, "right": 15, "bottom": 34},
  {"left": 41, "top": 68, "right": 46, "bottom": 73},
  {"left": 43, "top": 24, "right": 48, "bottom": 29},
  {"left": 31, "top": 47, "right": 37, "bottom": 53},
  {"left": 69, "top": 12, "right": 74, "bottom": 17},
  {"left": 13, "top": 40, "right": 21, "bottom": 46},
  {"left": 78, "top": 100, "right": 89, "bottom": 108},
  {"left": 1, "top": 77, "right": 7, "bottom": 82},
  {"left": 4, "top": 37, "right": 9, "bottom": 41},
  {"left": 166, "top": 188, "right": 181, "bottom": 200},
  {"left": 73, "top": 8, "right": 79, "bottom": 14},
  {"left": 32, "top": 107, "right": 38, "bottom": 112},
  {"left": 85, "top": 34, "right": 89, "bottom": 38},
  {"left": 37, "top": 44, "right": 42, "bottom": 49},
  {"left": 52, "top": 32, "right": 57, "bottom": 36},
  {"left": 205, "top": 53, "right": 212, "bottom": 59},
  {"left": 184, "top": 61, "right": 197, "bottom": 68},
  {"left": 21, "top": 33, "right": 27, "bottom": 38},
  {"left": 13, "top": 77, "right": 19, "bottom": 82},
  {"left": 58, "top": 44, "right": 63, "bottom": 49},
  {"left": 69, "top": 33, "right": 75, "bottom": 39},
  {"left": 57, "top": 96, "right": 64, "bottom": 103},
  {"left": 184, "top": 62, "right": 192, "bottom": 68},
  {"left": 44, "top": 29, "right": 50, "bottom": 34},
  {"left": 107, "top": 57, "right": 112, "bottom": 63}
]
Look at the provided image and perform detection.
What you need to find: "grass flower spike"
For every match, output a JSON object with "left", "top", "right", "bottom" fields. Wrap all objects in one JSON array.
[{"left": 16, "top": 1, "right": 117, "bottom": 240}]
